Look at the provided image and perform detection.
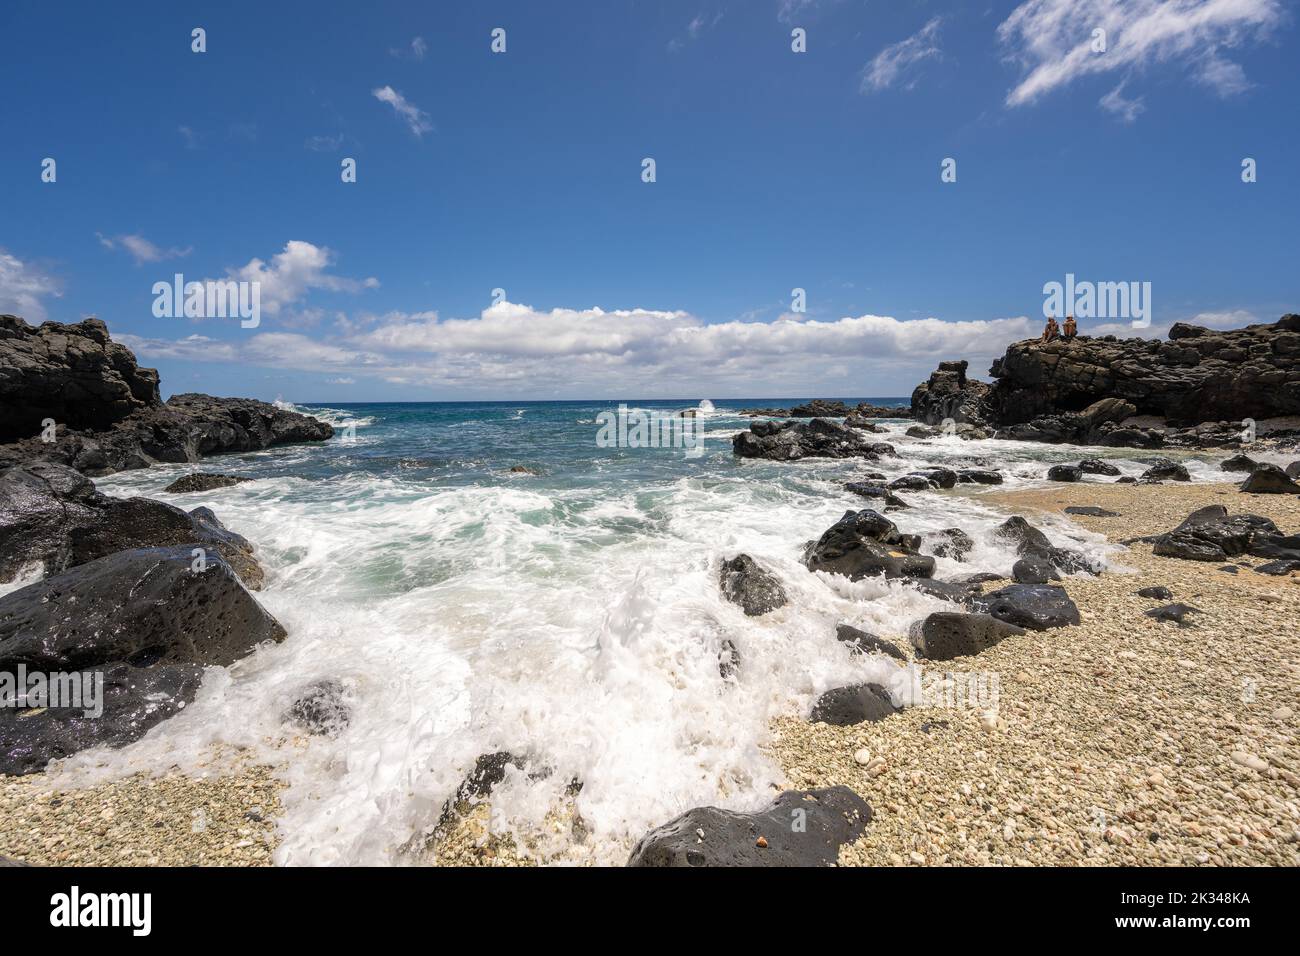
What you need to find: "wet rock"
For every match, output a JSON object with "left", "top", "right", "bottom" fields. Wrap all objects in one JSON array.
[
  {"left": 957, "top": 469, "right": 1003, "bottom": 484},
  {"left": 1012, "top": 555, "right": 1060, "bottom": 585},
  {"left": 1137, "top": 586, "right": 1173, "bottom": 600},
  {"left": 844, "top": 416, "right": 886, "bottom": 432},
  {"left": 1287, "top": 461, "right": 1300, "bottom": 479},
  {"left": 844, "top": 482, "right": 909, "bottom": 509},
  {"left": 285, "top": 679, "right": 350, "bottom": 737},
  {"left": 968, "top": 584, "right": 1081, "bottom": 631},
  {"left": 1144, "top": 603, "right": 1201, "bottom": 626},
  {"left": 929, "top": 528, "right": 973, "bottom": 561},
  {"left": 909, "top": 612, "right": 1026, "bottom": 661},
  {"left": 993, "top": 515, "right": 1096, "bottom": 574},
  {"left": 1064, "top": 506, "right": 1119, "bottom": 517},
  {"left": 163, "top": 473, "right": 252, "bottom": 494},
  {"left": 835, "top": 624, "right": 906, "bottom": 661},
  {"left": 788, "top": 400, "right": 850, "bottom": 418},
  {"left": 1140, "top": 458, "right": 1190, "bottom": 482},
  {"left": 906, "top": 425, "right": 938, "bottom": 439},
  {"left": 810, "top": 683, "right": 900, "bottom": 726},
  {"left": 1078, "top": 458, "right": 1121, "bottom": 476},
  {"left": 0, "top": 461, "right": 265, "bottom": 589},
  {"left": 955, "top": 571, "right": 1005, "bottom": 585},
  {"left": 733, "top": 419, "right": 894, "bottom": 462},
  {"left": 0, "top": 661, "right": 205, "bottom": 776},
  {"left": 719, "top": 554, "right": 789, "bottom": 616},
  {"left": 905, "top": 577, "right": 981, "bottom": 603},
  {"left": 1240, "top": 463, "right": 1300, "bottom": 494},
  {"left": 0, "top": 545, "right": 286, "bottom": 672},
  {"left": 507, "top": 465, "right": 542, "bottom": 475},
  {"left": 888, "top": 474, "right": 935, "bottom": 491},
  {"left": 913, "top": 467, "right": 958, "bottom": 489},
  {"left": 719, "top": 638, "right": 741, "bottom": 678},
  {"left": 1219, "top": 454, "right": 1259, "bottom": 473},
  {"left": 803, "top": 510, "right": 935, "bottom": 580},
  {"left": 1047, "top": 464, "right": 1082, "bottom": 482},
  {"left": 627, "top": 786, "right": 872, "bottom": 867}
]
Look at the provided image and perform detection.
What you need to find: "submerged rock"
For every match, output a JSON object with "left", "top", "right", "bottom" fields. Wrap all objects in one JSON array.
[
  {"left": 929, "top": 528, "right": 973, "bottom": 561},
  {"left": 835, "top": 624, "right": 906, "bottom": 661},
  {"left": 285, "top": 679, "right": 351, "bottom": 737},
  {"left": 718, "top": 554, "right": 788, "bottom": 616},
  {"left": 844, "top": 482, "right": 909, "bottom": 509},
  {"left": 957, "top": 469, "right": 1003, "bottom": 484},
  {"left": 968, "top": 584, "right": 1081, "bottom": 631},
  {"left": 810, "top": 683, "right": 900, "bottom": 726},
  {"left": 909, "top": 612, "right": 1025, "bottom": 661},
  {"left": 803, "top": 510, "right": 935, "bottom": 580},
  {"left": 627, "top": 786, "right": 872, "bottom": 867}
]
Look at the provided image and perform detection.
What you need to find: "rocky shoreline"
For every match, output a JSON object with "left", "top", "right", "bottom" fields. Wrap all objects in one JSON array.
[{"left": 3, "top": 313, "right": 1299, "bottom": 867}]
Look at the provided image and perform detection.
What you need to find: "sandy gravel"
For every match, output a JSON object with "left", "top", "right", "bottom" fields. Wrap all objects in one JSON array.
[{"left": 771, "top": 480, "right": 1300, "bottom": 866}]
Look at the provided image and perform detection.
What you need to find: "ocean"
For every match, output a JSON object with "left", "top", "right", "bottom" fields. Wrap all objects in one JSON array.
[{"left": 68, "top": 398, "right": 1265, "bottom": 864}]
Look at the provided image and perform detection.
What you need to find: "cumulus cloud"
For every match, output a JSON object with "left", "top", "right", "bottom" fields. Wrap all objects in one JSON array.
[
  {"left": 210, "top": 240, "right": 378, "bottom": 318},
  {"left": 0, "top": 250, "right": 61, "bottom": 321},
  {"left": 998, "top": 0, "right": 1283, "bottom": 112},
  {"left": 372, "top": 85, "right": 433, "bottom": 136},
  {"left": 97, "top": 233, "right": 192, "bottom": 265},
  {"left": 125, "top": 299, "right": 1048, "bottom": 395},
  {"left": 861, "top": 18, "right": 943, "bottom": 93}
]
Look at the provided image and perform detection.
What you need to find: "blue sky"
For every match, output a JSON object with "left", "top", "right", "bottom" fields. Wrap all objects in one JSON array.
[{"left": 1, "top": 0, "right": 1296, "bottom": 401}]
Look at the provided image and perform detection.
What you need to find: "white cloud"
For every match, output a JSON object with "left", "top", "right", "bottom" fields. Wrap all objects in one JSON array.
[
  {"left": 777, "top": 0, "right": 840, "bottom": 24},
  {"left": 390, "top": 36, "right": 427, "bottom": 59},
  {"left": 97, "top": 232, "right": 192, "bottom": 265},
  {"left": 861, "top": 18, "right": 943, "bottom": 93},
  {"left": 305, "top": 134, "right": 345, "bottom": 152},
  {"left": 215, "top": 240, "right": 378, "bottom": 317},
  {"left": 668, "top": 11, "right": 724, "bottom": 52},
  {"left": 372, "top": 85, "right": 433, "bottom": 136},
  {"left": 998, "top": 0, "right": 1283, "bottom": 112},
  {"left": 1098, "top": 82, "right": 1146, "bottom": 122},
  {"left": 0, "top": 250, "right": 61, "bottom": 321}
]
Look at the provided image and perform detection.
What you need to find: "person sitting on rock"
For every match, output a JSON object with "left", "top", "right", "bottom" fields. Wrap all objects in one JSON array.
[
  {"left": 1063, "top": 315, "right": 1078, "bottom": 339},
  {"left": 1041, "top": 317, "right": 1060, "bottom": 342}
]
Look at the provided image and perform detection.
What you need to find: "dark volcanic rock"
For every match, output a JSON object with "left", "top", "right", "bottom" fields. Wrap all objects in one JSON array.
[
  {"left": 993, "top": 515, "right": 1096, "bottom": 575},
  {"left": 0, "top": 546, "right": 286, "bottom": 672},
  {"left": 0, "top": 661, "right": 205, "bottom": 776},
  {"left": 1151, "top": 505, "right": 1280, "bottom": 562},
  {"left": 913, "top": 467, "right": 958, "bottom": 489},
  {"left": 968, "top": 584, "right": 1081, "bottom": 631},
  {"left": 904, "top": 577, "right": 981, "bottom": 603},
  {"left": 163, "top": 473, "right": 253, "bottom": 494},
  {"left": 888, "top": 475, "right": 934, "bottom": 491},
  {"left": 1064, "top": 506, "right": 1120, "bottom": 517},
  {"left": 835, "top": 624, "right": 906, "bottom": 661},
  {"left": 719, "top": 554, "right": 789, "bottom": 616},
  {"left": 910, "top": 360, "right": 993, "bottom": 429},
  {"left": 1287, "top": 461, "right": 1300, "bottom": 479},
  {"left": 1255, "top": 560, "right": 1300, "bottom": 576},
  {"left": 957, "top": 469, "right": 1003, "bottom": 485},
  {"left": 0, "top": 462, "right": 264, "bottom": 589},
  {"left": 909, "top": 612, "right": 1025, "bottom": 661},
  {"left": 1078, "top": 458, "right": 1122, "bottom": 476},
  {"left": 1012, "top": 554, "right": 1060, "bottom": 584},
  {"left": 788, "top": 400, "right": 850, "bottom": 418},
  {"left": 1145, "top": 603, "right": 1201, "bottom": 626},
  {"left": 929, "top": 528, "right": 974, "bottom": 561},
  {"left": 1140, "top": 458, "right": 1190, "bottom": 482},
  {"left": 1138, "top": 586, "right": 1174, "bottom": 600},
  {"left": 906, "top": 425, "right": 938, "bottom": 438},
  {"left": 0, "top": 315, "right": 161, "bottom": 443},
  {"left": 626, "top": 786, "right": 872, "bottom": 867},
  {"left": 1220, "top": 453, "right": 1259, "bottom": 473},
  {"left": 810, "top": 683, "right": 900, "bottom": 726},
  {"left": 803, "top": 510, "right": 935, "bottom": 580},
  {"left": 1047, "top": 464, "right": 1083, "bottom": 482},
  {"left": 844, "top": 482, "right": 909, "bottom": 509},
  {"left": 1240, "top": 463, "right": 1300, "bottom": 494},
  {"left": 285, "top": 679, "right": 350, "bottom": 737},
  {"left": 732, "top": 419, "right": 894, "bottom": 462}
]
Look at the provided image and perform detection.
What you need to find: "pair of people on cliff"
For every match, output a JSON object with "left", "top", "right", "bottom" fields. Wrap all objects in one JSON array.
[{"left": 1041, "top": 316, "right": 1078, "bottom": 342}]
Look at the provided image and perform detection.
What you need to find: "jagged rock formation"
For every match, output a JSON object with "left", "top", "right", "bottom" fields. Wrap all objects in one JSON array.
[
  {"left": 0, "top": 315, "right": 333, "bottom": 476},
  {"left": 911, "top": 315, "right": 1300, "bottom": 448}
]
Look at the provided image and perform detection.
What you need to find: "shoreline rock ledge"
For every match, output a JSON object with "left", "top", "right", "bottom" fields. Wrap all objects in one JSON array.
[{"left": 0, "top": 314, "right": 333, "bottom": 475}]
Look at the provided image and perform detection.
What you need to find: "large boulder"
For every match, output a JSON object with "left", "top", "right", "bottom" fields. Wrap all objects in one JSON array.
[
  {"left": 0, "top": 315, "right": 161, "bottom": 443},
  {"left": 909, "top": 612, "right": 1026, "bottom": 660},
  {"left": 627, "top": 786, "right": 872, "bottom": 867},
  {"left": 910, "top": 360, "right": 993, "bottom": 428},
  {"left": 733, "top": 419, "right": 895, "bottom": 462},
  {"left": 0, "top": 546, "right": 285, "bottom": 671},
  {"left": 1151, "top": 505, "right": 1284, "bottom": 561},
  {"left": 993, "top": 515, "right": 1095, "bottom": 574},
  {"left": 718, "top": 554, "right": 788, "bottom": 616},
  {"left": 968, "top": 584, "right": 1081, "bottom": 631},
  {"left": 1240, "top": 463, "right": 1300, "bottom": 494},
  {"left": 803, "top": 510, "right": 935, "bottom": 580},
  {"left": 0, "top": 462, "right": 264, "bottom": 589}
]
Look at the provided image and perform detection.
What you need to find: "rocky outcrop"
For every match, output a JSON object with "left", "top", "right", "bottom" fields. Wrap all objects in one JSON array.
[
  {"left": 739, "top": 401, "right": 910, "bottom": 419},
  {"left": 0, "top": 316, "right": 333, "bottom": 477},
  {"left": 163, "top": 473, "right": 253, "bottom": 494},
  {"left": 913, "top": 315, "right": 1300, "bottom": 447},
  {"left": 1151, "top": 505, "right": 1298, "bottom": 562},
  {"left": 804, "top": 509, "right": 935, "bottom": 580},
  {"left": 627, "top": 786, "right": 872, "bottom": 867},
  {"left": 718, "top": 554, "right": 788, "bottom": 616},
  {"left": 0, "top": 315, "right": 161, "bottom": 442},
  {"left": 733, "top": 419, "right": 895, "bottom": 462},
  {"left": 910, "top": 361, "right": 993, "bottom": 429},
  {"left": 0, "top": 462, "right": 264, "bottom": 589}
]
